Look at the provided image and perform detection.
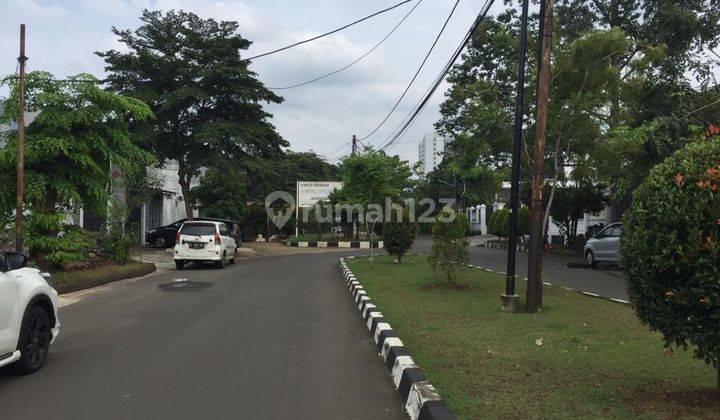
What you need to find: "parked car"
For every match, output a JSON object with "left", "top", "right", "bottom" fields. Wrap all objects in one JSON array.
[
  {"left": 584, "top": 222, "right": 623, "bottom": 268},
  {"left": 146, "top": 219, "right": 186, "bottom": 248},
  {"left": 146, "top": 218, "right": 243, "bottom": 249},
  {"left": 0, "top": 252, "right": 61, "bottom": 374},
  {"left": 174, "top": 221, "right": 237, "bottom": 270}
]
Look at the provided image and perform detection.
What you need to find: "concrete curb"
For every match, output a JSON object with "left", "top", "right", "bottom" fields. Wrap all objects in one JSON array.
[
  {"left": 288, "top": 240, "right": 383, "bottom": 249},
  {"left": 339, "top": 257, "right": 455, "bottom": 420}
]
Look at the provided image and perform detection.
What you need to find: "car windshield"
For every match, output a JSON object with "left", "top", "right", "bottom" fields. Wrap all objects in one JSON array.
[{"left": 179, "top": 223, "right": 216, "bottom": 236}]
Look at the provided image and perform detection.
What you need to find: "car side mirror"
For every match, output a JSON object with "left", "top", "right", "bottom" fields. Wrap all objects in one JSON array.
[{"left": 4, "top": 252, "right": 28, "bottom": 270}]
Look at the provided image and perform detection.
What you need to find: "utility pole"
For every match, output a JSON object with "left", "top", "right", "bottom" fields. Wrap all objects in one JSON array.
[
  {"left": 15, "top": 24, "right": 27, "bottom": 253},
  {"left": 527, "top": 0, "right": 555, "bottom": 313},
  {"left": 501, "top": 0, "right": 530, "bottom": 313},
  {"left": 351, "top": 135, "right": 357, "bottom": 155}
]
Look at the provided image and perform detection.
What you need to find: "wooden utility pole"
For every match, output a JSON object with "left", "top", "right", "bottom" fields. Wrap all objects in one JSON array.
[
  {"left": 351, "top": 134, "right": 357, "bottom": 155},
  {"left": 15, "top": 24, "right": 27, "bottom": 253},
  {"left": 500, "top": 0, "right": 530, "bottom": 313},
  {"left": 526, "top": 0, "right": 554, "bottom": 313}
]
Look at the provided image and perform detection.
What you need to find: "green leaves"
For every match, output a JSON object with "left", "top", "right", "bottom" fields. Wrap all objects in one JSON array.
[{"left": 623, "top": 136, "right": 720, "bottom": 368}]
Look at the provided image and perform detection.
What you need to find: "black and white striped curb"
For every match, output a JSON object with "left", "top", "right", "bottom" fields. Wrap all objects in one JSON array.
[
  {"left": 484, "top": 242, "right": 528, "bottom": 252},
  {"left": 339, "top": 257, "right": 455, "bottom": 420},
  {"left": 287, "top": 240, "right": 383, "bottom": 249}
]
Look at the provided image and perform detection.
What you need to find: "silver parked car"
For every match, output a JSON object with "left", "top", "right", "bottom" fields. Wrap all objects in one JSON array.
[{"left": 584, "top": 222, "right": 622, "bottom": 268}]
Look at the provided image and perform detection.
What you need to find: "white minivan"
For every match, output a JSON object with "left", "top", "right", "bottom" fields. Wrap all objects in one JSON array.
[{"left": 173, "top": 221, "right": 237, "bottom": 270}]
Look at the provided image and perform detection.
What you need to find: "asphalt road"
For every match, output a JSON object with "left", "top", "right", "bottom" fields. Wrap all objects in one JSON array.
[
  {"left": 412, "top": 236, "right": 628, "bottom": 300},
  {"left": 0, "top": 252, "right": 404, "bottom": 420}
]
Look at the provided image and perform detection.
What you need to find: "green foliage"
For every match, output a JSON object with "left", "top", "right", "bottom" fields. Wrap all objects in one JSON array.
[
  {"left": 500, "top": 210, "right": 511, "bottom": 238},
  {"left": 24, "top": 213, "right": 95, "bottom": 268},
  {"left": 517, "top": 206, "right": 531, "bottom": 237},
  {"left": 99, "top": 10, "right": 287, "bottom": 217},
  {"left": 548, "top": 183, "right": 607, "bottom": 242},
  {"left": 0, "top": 71, "right": 151, "bottom": 261},
  {"left": 96, "top": 197, "right": 136, "bottom": 264},
  {"left": 436, "top": 0, "right": 720, "bottom": 217},
  {"left": 491, "top": 208, "right": 509, "bottom": 238},
  {"left": 383, "top": 217, "right": 419, "bottom": 263},
  {"left": 191, "top": 164, "right": 248, "bottom": 221},
  {"left": 622, "top": 137, "right": 720, "bottom": 371},
  {"left": 429, "top": 212, "right": 469, "bottom": 286}
]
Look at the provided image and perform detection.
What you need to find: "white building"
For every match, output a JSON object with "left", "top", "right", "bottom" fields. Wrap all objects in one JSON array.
[{"left": 418, "top": 132, "right": 450, "bottom": 176}]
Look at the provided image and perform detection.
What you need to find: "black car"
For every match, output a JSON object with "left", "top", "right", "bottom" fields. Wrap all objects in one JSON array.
[
  {"left": 145, "top": 219, "right": 186, "bottom": 248},
  {"left": 146, "top": 218, "right": 243, "bottom": 248}
]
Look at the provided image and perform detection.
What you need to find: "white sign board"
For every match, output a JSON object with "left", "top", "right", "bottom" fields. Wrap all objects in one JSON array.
[{"left": 297, "top": 181, "right": 343, "bottom": 208}]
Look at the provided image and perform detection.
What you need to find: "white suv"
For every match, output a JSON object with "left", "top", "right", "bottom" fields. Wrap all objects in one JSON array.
[
  {"left": 173, "top": 221, "right": 237, "bottom": 270},
  {"left": 0, "top": 252, "right": 61, "bottom": 374}
]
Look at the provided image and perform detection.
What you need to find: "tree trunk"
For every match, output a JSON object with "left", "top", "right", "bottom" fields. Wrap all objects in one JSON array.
[{"left": 177, "top": 162, "right": 194, "bottom": 221}]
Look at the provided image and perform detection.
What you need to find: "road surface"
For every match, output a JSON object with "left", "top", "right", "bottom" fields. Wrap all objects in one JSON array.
[
  {"left": 0, "top": 251, "right": 404, "bottom": 420},
  {"left": 412, "top": 236, "right": 628, "bottom": 300}
]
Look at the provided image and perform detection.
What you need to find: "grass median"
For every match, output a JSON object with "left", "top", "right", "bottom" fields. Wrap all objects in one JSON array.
[
  {"left": 52, "top": 261, "right": 156, "bottom": 294},
  {"left": 346, "top": 255, "right": 719, "bottom": 419}
]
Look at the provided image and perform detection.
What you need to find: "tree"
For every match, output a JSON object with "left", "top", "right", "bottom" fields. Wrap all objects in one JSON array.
[
  {"left": 383, "top": 217, "right": 419, "bottom": 263},
  {"left": 622, "top": 136, "right": 720, "bottom": 389},
  {"left": 336, "top": 149, "right": 412, "bottom": 260},
  {"left": 0, "top": 71, "right": 152, "bottom": 263},
  {"left": 99, "top": 9, "right": 286, "bottom": 219},
  {"left": 191, "top": 164, "right": 248, "bottom": 221},
  {"left": 429, "top": 212, "right": 470, "bottom": 287},
  {"left": 548, "top": 182, "right": 607, "bottom": 243}
]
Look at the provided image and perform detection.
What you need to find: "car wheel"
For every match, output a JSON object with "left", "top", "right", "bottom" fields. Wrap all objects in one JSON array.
[
  {"left": 217, "top": 252, "right": 226, "bottom": 269},
  {"left": 585, "top": 250, "right": 597, "bottom": 269},
  {"left": 155, "top": 237, "right": 167, "bottom": 249},
  {"left": 175, "top": 260, "right": 185, "bottom": 270},
  {"left": 13, "top": 306, "right": 52, "bottom": 374},
  {"left": 229, "top": 248, "right": 236, "bottom": 265}
]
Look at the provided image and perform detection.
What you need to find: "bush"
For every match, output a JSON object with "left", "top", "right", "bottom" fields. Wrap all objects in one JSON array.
[
  {"left": 622, "top": 137, "right": 720, "bottom": 386},
  {"left": 25, "top": 212, "right": 95, "bottom": 268},
  {"left": 488, "top": 210, "right": 499, "bottom": 236},
  {"left": 517, "top": 206, "right": 530, "bottom": 238},
  {"left": 96, "top": 198, "right": 136, "bottom": 264},
  {"left": 429, "top": 212, "right": 469, "bottom": 286},
  {"left": 383, "top": 218, "right": 419, "bottom": 263},
  {"left": 500, "top": 209, "right": 511, "bottom": 238}
]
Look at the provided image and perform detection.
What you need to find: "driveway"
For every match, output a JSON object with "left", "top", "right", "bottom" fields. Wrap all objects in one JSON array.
[{"left": 0, "top": 252, "right": 404, "bottom": 420}]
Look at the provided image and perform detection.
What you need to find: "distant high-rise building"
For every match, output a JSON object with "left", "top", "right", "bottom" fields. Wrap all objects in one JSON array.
[{"left": 418, "top": 132, "right": 449, "bottom": 176}]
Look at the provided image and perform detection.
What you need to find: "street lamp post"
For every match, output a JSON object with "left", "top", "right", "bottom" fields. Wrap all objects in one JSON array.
[{"left": 501, "top": 0, "right": 530, "bottom": 313}]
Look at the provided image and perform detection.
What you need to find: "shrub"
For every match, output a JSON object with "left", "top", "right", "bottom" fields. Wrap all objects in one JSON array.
[
  {"left": 488, "top": 210, "right": 499, "bottom": 236},
  {"left": 500, "top": 209, "right": 511, "bottom": 238},
  {"left": 429, "top": 212, "right": 469, "bottom": 286},
  {"left": 622, "top": 137, "right": 720, "bottom": 387},
  {"left": 96, "top": 197, "right": 136, "bottom": 264},
  {"left": 383, "top": 218, "right": 419, "bottom": 263},
  {"left": 25, "top": 212, "right": 96, "bottom": 268},
  {"left": 517, "top": 206, "right": 531, "bottom": 238}
]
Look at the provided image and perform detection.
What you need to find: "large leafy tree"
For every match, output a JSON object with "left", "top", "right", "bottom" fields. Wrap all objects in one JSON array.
[
  {"left": 98, "top": 9, "right": 287, "bottom": 219},
  {"left": 0, "top": 72, "right": 152, "bottom": 261},
  {"left": 436, "top": 0, "right": 720, "bottom": 221}
]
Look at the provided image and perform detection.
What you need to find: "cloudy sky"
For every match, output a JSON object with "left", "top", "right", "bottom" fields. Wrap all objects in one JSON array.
[{"left": 0, "top": 0, "right": 503, "bottom": 164}]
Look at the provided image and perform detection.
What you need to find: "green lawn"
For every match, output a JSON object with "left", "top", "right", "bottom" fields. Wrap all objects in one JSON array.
[
  {"left": 52, "top": 261, "right": 156, "bottom": 294},
  {"left": 347, "top": 255, "right": 719, "bottom": 419}
]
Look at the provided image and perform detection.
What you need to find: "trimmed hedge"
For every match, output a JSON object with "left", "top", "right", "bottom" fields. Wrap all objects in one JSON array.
[{"left": 622, "top": 137, "right": 720, "bottom": 381}]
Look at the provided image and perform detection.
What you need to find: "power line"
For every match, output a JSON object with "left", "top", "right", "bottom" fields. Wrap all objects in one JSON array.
[
  {"left": 358, "top": 0, "right": 461, "bottom": 142},
  {"left": 246, "top": 0, "right": 414, "bottom": 61},
  {"left": 377, "top": 0, "right": 497, "bottom": 152},
  {"left": 268, "top": 0, "right": 423, "bottom": 90}
]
